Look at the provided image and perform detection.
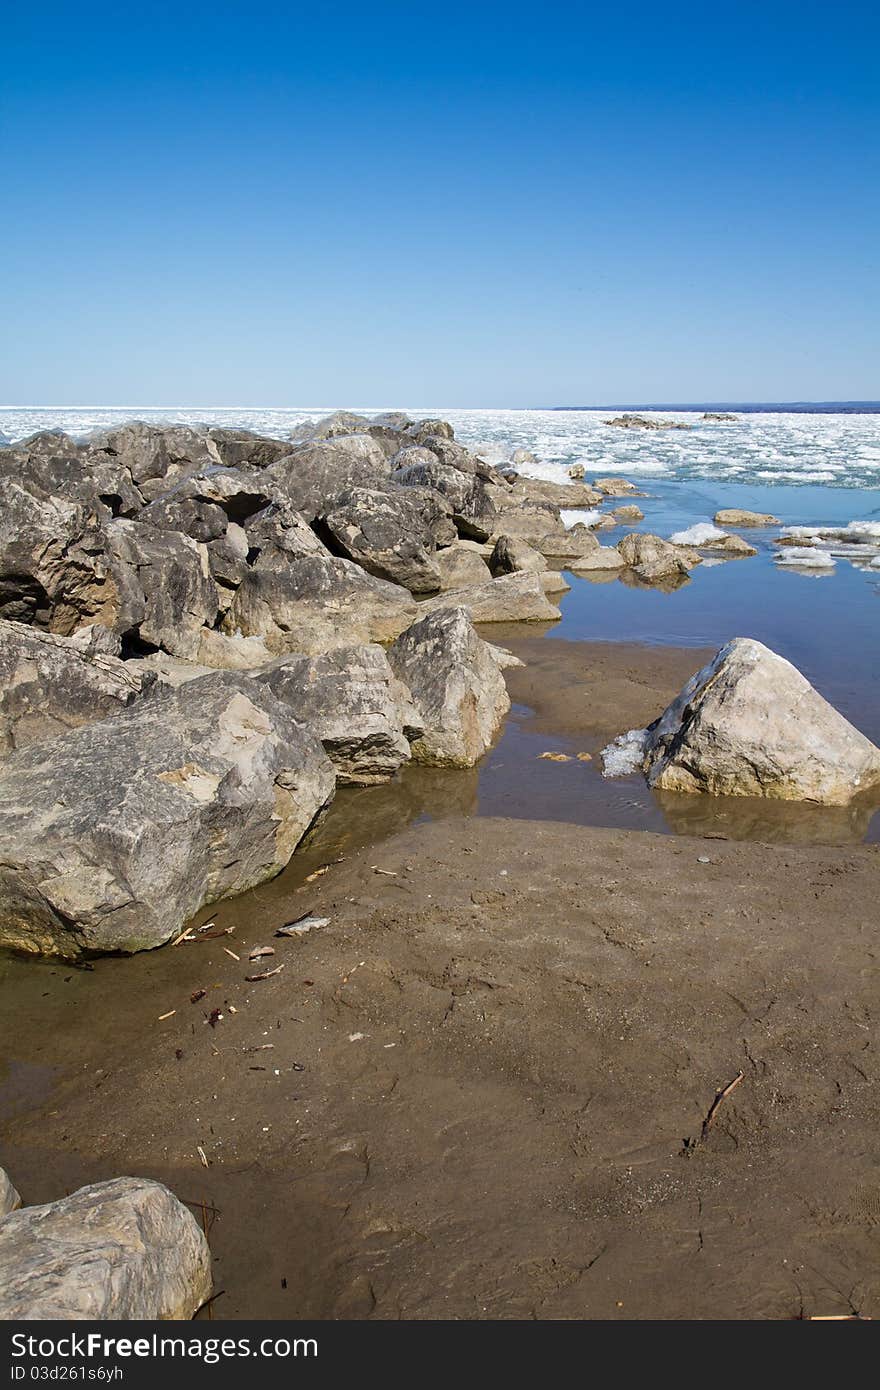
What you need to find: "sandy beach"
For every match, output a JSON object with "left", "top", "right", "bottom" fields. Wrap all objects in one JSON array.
[{"left": 1, "top": 631, "right": 878, "bottom": 1320}]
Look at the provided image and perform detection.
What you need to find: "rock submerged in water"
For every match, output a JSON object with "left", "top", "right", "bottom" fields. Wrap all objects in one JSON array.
[
  {"left": 714, "top": 508, "right": 780, "bottom": 527},
  {"left": 0, "top": 1178, "right": 211, "bottom": 1320},
  {"left": 0, "top": 674, "right": 335, "bottom": 957},
  {"left": 603, "top": 638, "right": 880, "bottom": 805}
]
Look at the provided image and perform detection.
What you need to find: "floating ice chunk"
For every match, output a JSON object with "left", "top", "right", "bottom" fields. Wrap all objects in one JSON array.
[
  {"left": 780, "top": 521, "right": 880, "bottom": 544},
  {"left": 600, "top": 727, "right": 649, "bottom": 777},
  {"left": 669, "top": 522, "right": 728, "bottom": 546},
  {"left": 779, "top": 525, "right": 822, "bottom": 541},
  {"left": 774, "top": 547, "right": 836, "bottom": 568},
  {"left": 839, "top": 520, "right": 880, "bottom": 541},
  {"left": 871, "top": 556, "right": 880, "bottom": 570},
  {"left": 560, "top": 508, "right": 602, "bottom": 529}
]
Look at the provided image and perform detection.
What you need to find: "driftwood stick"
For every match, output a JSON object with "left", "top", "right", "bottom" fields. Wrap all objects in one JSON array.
[{"left": 700, "top": 1070, "right": 744, "bottom": 1143}]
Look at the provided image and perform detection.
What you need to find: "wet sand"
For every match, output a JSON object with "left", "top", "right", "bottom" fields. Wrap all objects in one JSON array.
[{"left": 2, "top": 638, "right": 879, "bottom": 1320}]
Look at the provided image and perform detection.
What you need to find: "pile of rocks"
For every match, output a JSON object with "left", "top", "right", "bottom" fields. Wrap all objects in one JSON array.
[
  {"left": 0, "top": 413, "right": 586, "bottom": 957},
  {"left": 603, "top": 414, "right": 692, "bottom": 431}
]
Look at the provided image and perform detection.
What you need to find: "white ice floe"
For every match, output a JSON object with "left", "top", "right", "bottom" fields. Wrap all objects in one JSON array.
[
  {"left": 774, "top": 547, "right": 836, "bottom": 568},
  {"left": 668, "top": 522, "right": 728, "bottom": 546},
  {"left": 780, "top": 520, "right": 880, "bottom": 544},
  {"left": 560, "top": 508, "right": 602, "bottom": 529},
  {"left": 600, "top": 728, "right": 649, "bottom": 778},
  {"left": 779, "top": 525, "right": 823, "bottom": 541}
]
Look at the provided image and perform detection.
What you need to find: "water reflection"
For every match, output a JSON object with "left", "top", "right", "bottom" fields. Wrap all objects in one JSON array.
[{"left": 654, "top": 786, "right": 880, "bottom": 845}]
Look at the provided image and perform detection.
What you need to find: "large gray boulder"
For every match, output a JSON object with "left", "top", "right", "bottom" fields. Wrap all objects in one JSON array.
[
  {"left": 569, "top": 546, "right": 626, "bottom": 572},
  {"left": 405, "top": 417, "right": 455, "bottom": 444},
  {"left": 0, "top": 674, "right": 335, "bottom": 956},
  {"left": 393, "top": 456, "right": 498, "bottom": 540},
  {"left": 422, "top": 571, "right": 561, "bottom": 624},
  {"left": 0, "top": 1178, "right": 211, "bottom": 1320},
  {"left": 1, "top": 1168, "right": 21, "bottom": 1217},
  {"left": 506, "top": 477, "right": 603, "bottom": 509},
  {"left": 0, "top": 480, "right": 89, "bottom": 625},
  {"left": 714, "top": 508, "right": 780, "bottom": 527},
  {"left": 434, "top": 543, "right": 491, "bottom": 590},
  {"left": 0, "top": 620, "right": 154, "bottom": 756},
  {"left": 488, "top": 503, "right": 567, "bottom": 548},
  {"left": 321, "top": 487, "right": 446, "bottom": 592},
  {"left": 263, "top": 435, "right": 391, "bottom": 523},
  {"left": 0, "top": 433, "right": 145, "bottom": 519},
  {"left": 0, "top": 504, "right": 219, "bottom": 661},
  {"left": 288, "top": 410, "right": 373, "bottom": 443},
  {"left": 255, "top": 645, "right": 423, "bottom": 784},
  {"left": 87, "top": 422, "right": 220, "bottom": 502},
  {"left": 388, "top": 608, "right": 509, "bottom": 767},
  {"left": 223, "top": 552, "right": 417, "bottom": 656},
  {"left": 620, "top": 638, "right": 880, "bottom": 804},
  {"left": 535, "top": 523, "right": 601, "bottom": 561},
  {"left": 205, "top": 428, "right": 291, "bottom": 470},
  {"left": 69, "top": 521, "right": 219, "bottom": 660}
]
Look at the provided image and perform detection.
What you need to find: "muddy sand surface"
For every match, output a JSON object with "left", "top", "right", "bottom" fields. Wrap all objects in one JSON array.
[{"left": 1, "top": 639, "right": 879, "bottom": 1321}]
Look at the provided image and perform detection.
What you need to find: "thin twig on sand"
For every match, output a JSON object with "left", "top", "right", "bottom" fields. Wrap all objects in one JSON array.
[{"left": 700, "top": 1070, "right": 744, "bottom": 1143}]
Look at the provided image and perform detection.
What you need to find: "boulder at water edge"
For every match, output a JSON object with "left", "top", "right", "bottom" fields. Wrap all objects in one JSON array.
[
  {"left": 610, "top": 638, "right": 880, "bottom": 805},
  {"left": 0, "top": 1178, "right": 211, "bottom": 1320},
  {"left": 0, "top": 674, "right": 335, "bottom": 956}
]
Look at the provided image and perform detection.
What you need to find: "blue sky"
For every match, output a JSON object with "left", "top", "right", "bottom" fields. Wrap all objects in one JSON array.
[{"left": 2, "top": 1, "right": 878, "bottom": 405}]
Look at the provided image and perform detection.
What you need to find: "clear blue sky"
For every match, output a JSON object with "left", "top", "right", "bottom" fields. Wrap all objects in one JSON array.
[{"left": 2, "top": 1, "right": 878, "bottom": 405}]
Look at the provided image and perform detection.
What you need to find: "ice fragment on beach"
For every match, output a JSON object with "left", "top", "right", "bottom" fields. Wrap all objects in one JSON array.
[{"left": 600, "top": 728, "right": 649, "bottom": 778}]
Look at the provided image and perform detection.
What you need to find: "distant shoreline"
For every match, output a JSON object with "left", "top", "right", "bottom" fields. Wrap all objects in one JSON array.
[{"left": 552, "top": 402, "right": 880, "bottom": 414}]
